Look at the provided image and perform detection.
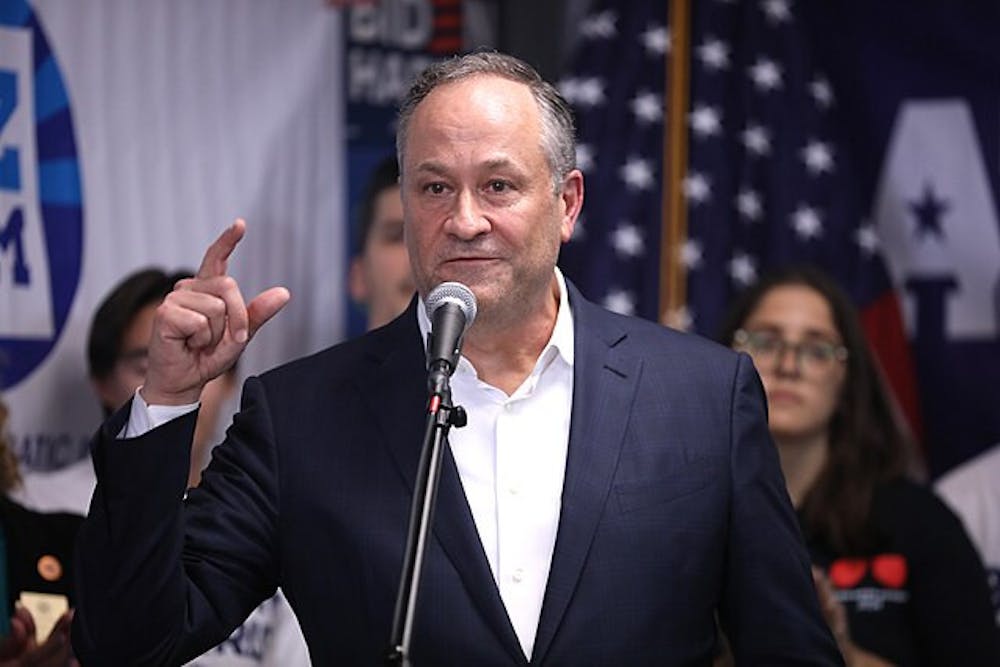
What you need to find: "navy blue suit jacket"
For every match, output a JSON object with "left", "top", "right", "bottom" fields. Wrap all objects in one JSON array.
[{"left": 73, "top": 285, "right": 842, "bottom": 665}]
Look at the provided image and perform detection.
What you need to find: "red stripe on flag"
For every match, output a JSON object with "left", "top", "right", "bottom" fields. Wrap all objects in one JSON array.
[
  {"left": 434, "top": 14, "right": 462, "bottom": 30},
  {"left": 860, "top": 291, "right": 924, "bottom": 454},
  {"left": 428, "top": 36, "right": 463, "bottom": 55}
]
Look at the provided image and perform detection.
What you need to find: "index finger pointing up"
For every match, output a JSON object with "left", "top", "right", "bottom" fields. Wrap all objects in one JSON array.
[{"left": 198, "top": 218, "right": 247, "bottom": 279}]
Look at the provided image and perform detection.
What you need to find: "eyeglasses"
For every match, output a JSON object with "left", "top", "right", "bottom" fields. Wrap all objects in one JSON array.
[{"left": 733, "top": 329, "right": 848, "bottom": 374}]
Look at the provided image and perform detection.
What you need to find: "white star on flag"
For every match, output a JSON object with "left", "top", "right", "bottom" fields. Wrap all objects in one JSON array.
[
  {"left": 810, "top": 77, "right": 834, "bottom": 108},
  {"left": 749, "top": 58, "right": 783, "bottom": 91},
  {"left": 761, "top": 0, "right": 792, "bottom": 24},
  {"left": 631, "top": 91, "right": 663, "bottom": 124},
  {"left": 620, "top": 157, "right": 655, "bottom": 191},
  {"left": 575, "top": 144, "right": 595, "bottom": 172},
  {"left": 690, "top": 104, "right": 722, "bottom": 137},
  {"left": 855, "top": 223, "right": 880, "bottom": 256},
  {"left": 611, "top": 223, "right": 645, "bottom": 257},
  {"left": 792, "top": 205, "right": 823, "bottom": 239},
  {"left": 575, "top": 78, "right": 606, "bottom": 107},
  {"left": 697, "top": 37, "right": 730, "bottom": 71},
  {"left": 603, "top": 288, "right": 636, "bottom": 316},
  {"left": 741, "top": 124, "right": 771, "bottom": 156},
  {"left": 641, "top": 25, "right": 670, "bottom": 55},
  {"left": 580, "top": 10, "right": 617, "bottom": 39},
  {"left": 681, "top": 238, "right": 703, "bottom": 269},
  {"left": 736, "top": 188, "right": 763, "bottom": 221},
  {"left": 802, "top": 140, "right": 834, "bottom": 175},
  {"left": 729, "top": 252, "right": 758, "bottom": 286},
  {"left": 559, "top": 78, "right": 606, "bottom": 108},
  {"left": 684, "top": 172, "right": 712, "bottom": 204}
]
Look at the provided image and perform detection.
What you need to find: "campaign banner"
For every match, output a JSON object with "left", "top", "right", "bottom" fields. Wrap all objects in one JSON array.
[{"left": 1, "top": 0, "right": 345, "bottom": 471}]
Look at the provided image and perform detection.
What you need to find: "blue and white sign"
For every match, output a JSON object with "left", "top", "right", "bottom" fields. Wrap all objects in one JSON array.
[{"left": 0, "top": 0, "right": 82, "bottom": 390}]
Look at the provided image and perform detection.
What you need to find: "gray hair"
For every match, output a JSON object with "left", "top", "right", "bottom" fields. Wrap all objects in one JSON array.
[{"left": 396, "top": 51, "right": 576, "bottom": 193}]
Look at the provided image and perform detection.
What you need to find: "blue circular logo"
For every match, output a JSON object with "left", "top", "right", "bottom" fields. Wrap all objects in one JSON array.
[{"left": 0, "top": 0, "right": 83, "bottom": 389}]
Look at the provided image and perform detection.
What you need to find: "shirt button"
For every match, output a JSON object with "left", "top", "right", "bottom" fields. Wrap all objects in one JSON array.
[
  {"left": 508, "top": 484, "right": 520, "bottom": 495},
  {"left": 512, "top": 568, "right": 524, "bottom": 583}
]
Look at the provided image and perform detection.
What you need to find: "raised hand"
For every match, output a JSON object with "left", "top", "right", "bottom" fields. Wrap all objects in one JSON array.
[{"left": 141, "top": 219, "right": 290, "bottom": 406}]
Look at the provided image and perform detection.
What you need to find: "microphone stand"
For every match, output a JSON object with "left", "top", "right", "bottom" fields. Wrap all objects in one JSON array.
[{"left": 385, "top": 364, "right": 467, "bottom": 666}]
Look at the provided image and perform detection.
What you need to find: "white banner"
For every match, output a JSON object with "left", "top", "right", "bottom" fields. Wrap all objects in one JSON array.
[{"left": 2, "top": 0, "right": 345, "bottom": 471}]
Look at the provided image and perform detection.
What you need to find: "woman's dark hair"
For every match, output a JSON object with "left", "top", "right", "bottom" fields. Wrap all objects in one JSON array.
[{"left": 719, "top": 265, "right": 910, "bottom": 554}]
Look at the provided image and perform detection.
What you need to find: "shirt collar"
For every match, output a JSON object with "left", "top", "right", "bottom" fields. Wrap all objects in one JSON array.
[{"left": 416, "top": 267, "right": 575, "bottom": 372}]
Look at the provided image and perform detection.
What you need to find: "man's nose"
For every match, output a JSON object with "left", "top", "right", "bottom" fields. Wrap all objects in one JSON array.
[{"left": 443, "top": 190, "right": 491, "bottom": 239}]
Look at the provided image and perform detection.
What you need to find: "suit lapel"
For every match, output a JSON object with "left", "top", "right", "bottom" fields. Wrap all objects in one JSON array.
[
  {"left": 356, "top": 306, "right": 526, "bottom": 664},
  {"left": 531, "top": 288, "right": 641, "bottom": 663}
]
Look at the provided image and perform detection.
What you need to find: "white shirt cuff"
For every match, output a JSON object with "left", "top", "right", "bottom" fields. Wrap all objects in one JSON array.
[{"left": 120, "top": 387, "right": 200, "bottom": 439}]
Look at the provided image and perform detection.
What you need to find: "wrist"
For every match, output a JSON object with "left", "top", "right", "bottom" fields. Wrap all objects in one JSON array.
[{"left": 139, "top": 384, "right": 201, "bottom": 407}]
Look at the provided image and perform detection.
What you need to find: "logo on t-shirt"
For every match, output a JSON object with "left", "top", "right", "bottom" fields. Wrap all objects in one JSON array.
[{"left": 828, "top": 554, "right": 910, "bottom": 612}]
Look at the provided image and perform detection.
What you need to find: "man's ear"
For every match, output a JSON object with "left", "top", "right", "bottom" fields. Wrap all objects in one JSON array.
[
  {"left": 348, "top": 256, "right": 369, "bottom": 304},
  {"left": 559, "top": 169, "right": 584, "bottom": 243}
]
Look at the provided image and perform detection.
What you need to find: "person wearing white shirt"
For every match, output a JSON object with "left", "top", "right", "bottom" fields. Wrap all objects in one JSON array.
[
  {"left": 72, "top": 52, "right": 842, "bottom": 665},
  {"left": 936, "top": 443, "right": 1000, "bottom": 626}
]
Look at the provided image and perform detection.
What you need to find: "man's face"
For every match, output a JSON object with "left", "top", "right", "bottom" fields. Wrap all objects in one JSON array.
[
  {"left": 400, "top": 75, "right": 581, "bottom": 325},
  {"left": 349, "top": 184, "right": 414, "bottom": 330}
]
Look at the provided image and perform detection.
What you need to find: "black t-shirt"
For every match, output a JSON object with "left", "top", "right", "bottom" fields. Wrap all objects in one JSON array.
[
  {"left": 0, "top": 495, "right": 82, "bottom": 612},
  {"left": 803, "top": 478, "right": 1000, "bottom": 666}
]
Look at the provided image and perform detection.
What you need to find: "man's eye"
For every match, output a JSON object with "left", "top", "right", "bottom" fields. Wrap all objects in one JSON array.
[
  {"left": 425, "top": 183, "right": 446, "bottom": 195},
  {"left": 488, "top": 180, "right": 509, "bottom": 193}
]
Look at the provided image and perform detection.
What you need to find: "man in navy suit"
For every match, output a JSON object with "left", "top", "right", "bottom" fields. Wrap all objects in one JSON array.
[{"left": 73, "top": 52, "right": 843, "bottom": 665}]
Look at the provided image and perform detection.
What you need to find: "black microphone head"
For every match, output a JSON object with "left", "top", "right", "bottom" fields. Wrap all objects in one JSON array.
[{"left": 425, "top": 282, "right": 477, "bottom": 331}]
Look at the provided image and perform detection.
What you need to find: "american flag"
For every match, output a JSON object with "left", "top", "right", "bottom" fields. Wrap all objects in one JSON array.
[
  {"left": 559, "top": 0, "right": 893, "bottom": 334},
  {"left": 557, "top": 0, "right": 924, "bottom": 460},
  {"left": 557, "top": 2, "right": 668, "bottom": 323}
]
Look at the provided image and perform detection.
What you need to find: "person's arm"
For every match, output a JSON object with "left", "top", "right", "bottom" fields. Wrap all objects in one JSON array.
[
  {"left": 71, "top": 220, "right": 290, "bottom": 665},
  {"left": 719, "top": 354, "right": 844, "bottom": 665}
]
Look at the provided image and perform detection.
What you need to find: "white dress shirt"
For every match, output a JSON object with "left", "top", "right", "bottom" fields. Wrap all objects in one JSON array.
[
  {"left": 127, "top": 269, "right": 575, "bottom": 660},
  {"left": 417, "top": 268, "right": 574, "bottom": 659}
]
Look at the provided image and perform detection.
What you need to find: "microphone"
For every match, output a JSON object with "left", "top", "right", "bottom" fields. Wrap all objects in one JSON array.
[{"left": 424, "top": 282, "right": 477, "bottom": 396}]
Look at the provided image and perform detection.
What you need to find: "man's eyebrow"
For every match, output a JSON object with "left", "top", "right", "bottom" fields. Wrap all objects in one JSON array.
[
  {"left": 412, "top": 158, "right": 520, "bottom": 175},
  {"left": 412, "top": 161, "right": 449, "bottom": 176},
  {"left": 481, "top": 157, "right": 517, "bottom": 171}
]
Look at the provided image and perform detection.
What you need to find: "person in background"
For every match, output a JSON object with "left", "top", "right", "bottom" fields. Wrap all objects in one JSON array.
[
  {"left": 13, "top": 269, "right": 308, "bottom": 667},
  {"left": 936, "top": 442, "right": 1000, "bottom": 627},
  {"left": 720, "top": 265, "right": 1000, "bottom": 666},
  {"left": 348, "top": 155, "right": 414, "bottom": 330},
  {"left": 0, "top": 399, "right": 78, "bottom": 667}
]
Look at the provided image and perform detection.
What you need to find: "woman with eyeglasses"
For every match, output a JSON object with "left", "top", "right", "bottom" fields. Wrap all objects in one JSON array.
[{"left": 719, "top": 266, "right": 1000, "bottom": 667}]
